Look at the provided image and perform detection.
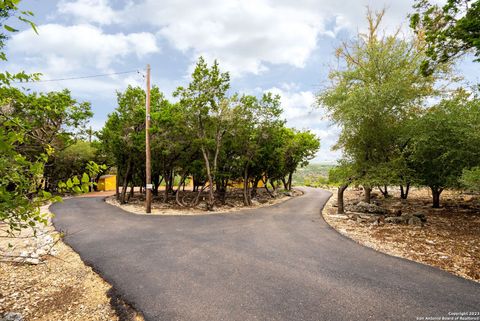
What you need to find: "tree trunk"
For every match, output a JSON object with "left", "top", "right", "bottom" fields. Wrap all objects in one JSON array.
[
  {"left": 400, "top": 183, "right": 410, "bottom": 199},
  {"left": 168, "top": 170, "right": 174, "bottom": 193},
  {"left": 127, "top": 181, "right": 134, "bottom": 201},
  {"left": 243, "top": 166, "right": 251, "bottom": 206},
  {"left": 120, "top": 161, "right": 131, "bottom": 204},
  {"left": 363, "top": 186, "right": 371, "bottom": 203},
  {"left": 378, "top": 185, "right": 389, "bottom": 198},
  {"left": 287, "top": 172, "right": 293, "bottom": 190},
  {"left": 216, "top": 178, "right": 227, "bottom": 204},
  {"left": 152, "top": 175, "right": 159, "bottom": 196},
  {"left": 250, "top": 177, "right": 261, "bottom": 198},
  {"left": 115, "top": 171, "right": 120, "bottom": 200},
  {"left": 201, "top": 147, "right": 215, "bottom": 211},
  {"left": 431, "top": 186, "right": 443, "bottom": 208},
  {"left": 338, "top": 184, "right": 348, "bottom": 214},
  {"left": 281, "top": 178, "right": 288, "bottom": 190},
  {"left": 175, "top": 174, "right": 187, "bottom": 207},
  {"left": 270, "top": 179, "right": 276, "bottom": 191},
  {"left": 262, "top": 177, "right": 275, "bottom": 198}
]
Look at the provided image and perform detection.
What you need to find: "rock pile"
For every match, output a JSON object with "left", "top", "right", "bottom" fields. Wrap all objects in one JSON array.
[
  {"left": 344, "top": 201, "right": 427, "bottom": 227},
  {"left": 346, "top": 201, "right": 386, "bottom": 215}
]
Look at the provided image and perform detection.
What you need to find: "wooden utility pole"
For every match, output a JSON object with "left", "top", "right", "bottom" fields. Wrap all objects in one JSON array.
[{"left": 145, "top": 64, "right": 152, "bottom": 213}]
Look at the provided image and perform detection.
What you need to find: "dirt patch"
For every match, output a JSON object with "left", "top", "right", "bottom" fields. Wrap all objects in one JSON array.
[
  {"left": 106, "top": 188, "right": 302, "bottom": 215},
  {"left": 0, "top": 207, "right": 144, "bottom": 321},
  {"left": 322, "top": 188, "right": 480, "bottom": 282}
]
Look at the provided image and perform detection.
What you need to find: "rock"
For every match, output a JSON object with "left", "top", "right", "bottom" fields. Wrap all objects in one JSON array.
[
  {"left": 347, "top": 201, "right": 386, "bottom": 215},
  {"left": 385, "top": 216, "right": 407, "bottom": 224},
  {"left": 1, "top": 312, "right": 24, "bottom": 321},
  {"left": 390, "top": 209, "right": 402, "bottom": 216},
  {"left": 283, "top": 191, "right": 293, "bottom": 197},
  {"left": 412, "top": 212, "right": 427, "bottom": 223},
  {"left": 16, "top": 252, "right": 40, "bottom": 265},
  {"left": 463, "top": 195, "right": 474, "bottom": 202},
  {"left": 349, "top": 214, "right": 360, "bottom": 221},
  {"left": 258, "top": 199, "right": 269, "bottom": 204},
  {"left": 408, "top": 216, "right": 422, "bottom": 226}
]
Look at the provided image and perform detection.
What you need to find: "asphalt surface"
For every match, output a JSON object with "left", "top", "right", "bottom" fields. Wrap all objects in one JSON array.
[{"left": 51, "top": 188, "right": 480, "bottom": 321}]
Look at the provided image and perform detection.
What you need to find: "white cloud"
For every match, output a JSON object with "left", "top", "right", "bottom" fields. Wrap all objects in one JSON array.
[
  {"left": 55, "top": 0, "right": 418, "bottom": 77},
  {"left": 57, "top": 0, "right": 119, "bottom": 25},
  {"left": 264, "top": 86, "right": 341, "bottom": 162},
  {"left": 124, "top": 0, "right": 415, "bottom": 76},
  {"left": 8, "top": 23, "right": 159, "bottom": 73}
]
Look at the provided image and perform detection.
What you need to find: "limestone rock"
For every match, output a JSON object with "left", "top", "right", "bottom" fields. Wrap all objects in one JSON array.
[
  {"left": 1, "top": 312, "right": 24, "bottom": 321},
  {"left": 408, "top": 216, "right": 423, "bottom": 226},
  {"left": 347, "top": 201, "right": 386, "bottom": 215},
  {"left": 385, "top": 216, "right": 407, "bottom": 224}
]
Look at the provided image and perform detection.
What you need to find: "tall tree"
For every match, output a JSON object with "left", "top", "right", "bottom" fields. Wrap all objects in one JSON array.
[
  {"left": 410, "top": 90, "right": 480, "bottom": 207},
  {"left": 174, "top": 57, "right": 231, "bottom": 210},
  {"left": 317, "top": 9, "right": 439, "bottom": 203},
  {"left": 410, "top": 0, "right": 480, "bottom": 75}
]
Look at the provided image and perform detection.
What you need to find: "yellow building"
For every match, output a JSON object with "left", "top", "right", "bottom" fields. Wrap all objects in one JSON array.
[
  {"left": 230, "top": 179, "right": 265, "bottom": 189},
  {"left": 97, "top": 175, "right": 116, "bottom": 191}
]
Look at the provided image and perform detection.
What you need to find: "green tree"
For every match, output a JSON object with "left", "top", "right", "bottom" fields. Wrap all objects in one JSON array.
[
  {"left": 0, "top": 1, "right": 53, "bottom": 234},
  {"left": 461, "top": 167, "right": 480, "bottom": 191},
  {"left": 317, "top": 9, "right": 439, "bottom": 203},
  {"left": 410, "top": 0, "right": 480, "bottom": 75},
  {"left": 281, "top": 129, "right": 320, "bottom": 190},
  {"left": 174, "top": 57, "right": 231, "bottom": 210},
  {"left": 410, "top": 90, "right": 480, "bottom": 207}
]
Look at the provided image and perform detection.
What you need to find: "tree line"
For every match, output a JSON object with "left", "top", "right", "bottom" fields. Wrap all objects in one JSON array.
[
  {"left": 99, "top": 58, "right": 320, "bottom": 210},
  {"left": 319, "top": 9, "right": 480, "bottom": 212}
]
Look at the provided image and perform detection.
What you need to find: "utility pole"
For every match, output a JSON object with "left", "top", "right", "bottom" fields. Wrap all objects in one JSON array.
[{"left": 145, "top": 64, "right": 152, "bottom": 213}]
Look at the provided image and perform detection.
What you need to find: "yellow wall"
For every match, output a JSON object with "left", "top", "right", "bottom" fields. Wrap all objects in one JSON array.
[
  {"left": 98, "top": 176, "right": 116, "bottom": 191},
  {"left": 230, "top": 179, "right": 265, "bottom": 189}
]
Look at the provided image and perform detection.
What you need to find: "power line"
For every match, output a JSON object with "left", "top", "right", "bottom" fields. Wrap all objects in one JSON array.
[{"left": 13, "top": 69, "right": 141, "bottom": 83}]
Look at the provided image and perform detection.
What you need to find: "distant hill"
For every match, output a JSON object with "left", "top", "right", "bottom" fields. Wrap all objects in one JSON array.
[{"left": 293, "top": 163, "right": 336, "bottom": 187}]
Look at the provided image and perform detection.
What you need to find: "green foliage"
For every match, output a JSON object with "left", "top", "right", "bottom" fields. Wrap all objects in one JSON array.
[
  {"left": 410, "top": 91, "right": 480, "bottom": 191},
  {"left": 461, "top": 167, "right": 480, "bottom": 191},
  {"left": 318, "top": 10, "right": 441, "bottom": 191},
  {"left": 293, "top": 164, "right": 334, "bottom": 187},
  {"left": 0, "top": 0, "right": 40, "bottom": 85},
  {"left": 57, "top": 161, "right": 107, "bottom": 194},
  {"left": 102, "top": 57, "right": 320, "bottom": 207},
  {"left": 410, "top": 0, "right": 480, "bottom": 75}
]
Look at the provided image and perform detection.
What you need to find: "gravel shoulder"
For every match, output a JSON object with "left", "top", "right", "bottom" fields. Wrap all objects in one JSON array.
[
  {"left": 0, "top": 204, "right": 144, "bottom": 321},
  {"left": 322, "top": 187, "right": 480, "bottom": 282}
]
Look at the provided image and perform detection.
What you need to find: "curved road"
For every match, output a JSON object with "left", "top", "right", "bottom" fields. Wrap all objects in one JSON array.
[{"left": 51, "top": 188, "right": 480, "bottom": 321}]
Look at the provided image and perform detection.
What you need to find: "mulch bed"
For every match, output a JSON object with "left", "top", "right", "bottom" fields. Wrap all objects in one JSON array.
[{"left": 323, "top": 188, "right": 480, "bottom": 282}]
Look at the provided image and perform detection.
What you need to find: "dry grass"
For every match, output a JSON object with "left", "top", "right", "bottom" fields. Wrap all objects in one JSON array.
[{"left": 323, "top": 188, "right": 480, "bottom": 282}]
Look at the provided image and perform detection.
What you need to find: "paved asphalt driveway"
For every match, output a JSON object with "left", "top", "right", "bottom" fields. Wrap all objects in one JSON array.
[{"left": 51, "top": 188, "right": 480, "bottom": 321}]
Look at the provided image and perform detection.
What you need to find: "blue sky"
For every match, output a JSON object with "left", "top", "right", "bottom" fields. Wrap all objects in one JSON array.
[{"left": 6, "top": 0, "right": 480, "bottom": 162}]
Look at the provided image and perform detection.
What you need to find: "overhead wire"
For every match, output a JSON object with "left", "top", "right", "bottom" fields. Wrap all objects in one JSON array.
[{"left": 13, "top": 69, "right": 142, "bottom": 83}]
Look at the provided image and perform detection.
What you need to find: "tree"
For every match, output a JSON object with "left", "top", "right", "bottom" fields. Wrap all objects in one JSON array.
[
  {"left": 0, "top": 88, "right": 93, "bottom": 190},
  {"left": 328, "top": 162, "right": 356, "bottom": 214},
  {"left": 410, "top": 90, "right": 480, "bottom": 207},
  {"left": 174, "top": 57, "right": 231, "bottom": 210},
  {"left": 461, "top": 167, "right": 480, "bottom": 191},
  {"left": 410, "top": 0, "right": 480, "bottom": 75},
  {"left": 0, "top": 1, "right": 54, "bottom": 234},
  {"left": 317, "top": 9, "right": 439, "bottom": 203},
  {"left": 281, "top": 129, "right": 320, "bottom": 190}
]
